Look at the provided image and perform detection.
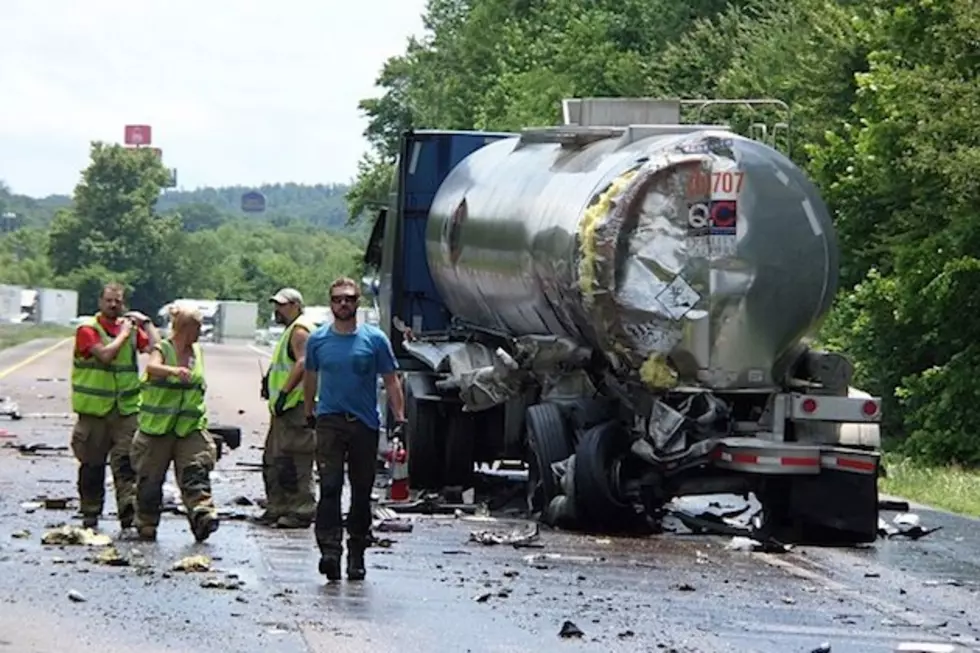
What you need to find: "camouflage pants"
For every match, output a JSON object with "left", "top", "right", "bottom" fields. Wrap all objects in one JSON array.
[
  {"left": 131, "top": 430, "right": 217, "bottom": 531},
  {"left": 314, "top": 414, "right": 379, "bottom": 558},
  {"left": 262, "top": 406, "right": 316, "bottom": 522},
  {"left": 70, "top": 411, "right": 139, "bottom": 526}
]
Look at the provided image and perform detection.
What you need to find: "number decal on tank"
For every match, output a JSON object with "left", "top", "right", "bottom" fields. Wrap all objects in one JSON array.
[{"left": 686, "top": 171, "right": 744, "bottom": 198}]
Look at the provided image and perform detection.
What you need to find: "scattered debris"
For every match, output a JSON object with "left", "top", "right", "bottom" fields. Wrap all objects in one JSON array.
[
  {"left": 172, "top": 555, "right": 211, "bottom": 572},
  {"left": 0, "top": 396, "right": 21, "bottom": 420},
  {"left": 470, "top": 522, "right": 540, "bottom": 548},
  {"left": 810, "top": 643, "right": 831, "bottom": 653},
  {"left": 877, "top": 513, "right": 942, "bottom": 540},
  {"left": 522, "top": 552, "right": 602, "bottom": 566},
  {"left": 67, "top": 590, "right": 86, "bottom": 603},
  {"left": 474, "top": 592, "right": 492, "bottom": 603},
  {"left": 93, "top": 547, "right": 130, "bottom": 566},
  {"left": 558, "top": 620, "right": 584, "bottom": 638},
  {"left": 11, "top": 529, "right": 30, "bottom": 539},
  {"left": 43, "top": 497, "right": 71, "bottom": 510},
  {"left": 41, "top": 525, "right": 112, "bottom": 546},
  {"left": 3, "top": 442, "right": 67, "bottom": 454},
  {"left": 200, "top": 577, "right": 242, "bottom": 590},
  {"left": 376, "top": 518, "right": 414, "bottom": 533},
  {"left": 231, "top": 495, "right": 253, "bottom": 506},
  {"left": 727, "top": 536, "right": 790, "bottom": 553}
]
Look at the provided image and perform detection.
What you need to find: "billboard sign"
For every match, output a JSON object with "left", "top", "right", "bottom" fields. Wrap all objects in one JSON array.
[
  {"left": 124, "top": 125, "right": 152, "bottom": 146},
  {"left": 241, "top": 191, "right": 266, "bottom": 213}
]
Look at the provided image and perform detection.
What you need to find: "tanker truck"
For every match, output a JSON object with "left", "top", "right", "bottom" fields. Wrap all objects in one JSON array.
[{"left": 362, "top": 98, "right": 882, "bottom": 544}]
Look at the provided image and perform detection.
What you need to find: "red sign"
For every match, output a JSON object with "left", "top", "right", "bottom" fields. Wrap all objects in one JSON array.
[{"left": 124, "top": 125, "right": 152, "bottom": 146}]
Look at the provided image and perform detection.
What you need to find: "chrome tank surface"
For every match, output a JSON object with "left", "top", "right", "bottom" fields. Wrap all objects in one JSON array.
[{"left": 425, "top": 131, "right": 839, "bottom": 390}]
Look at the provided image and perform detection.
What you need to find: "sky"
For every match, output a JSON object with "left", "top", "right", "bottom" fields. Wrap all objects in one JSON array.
[{"left": 0, "top": 0, "right": 428, "bottom": 198}]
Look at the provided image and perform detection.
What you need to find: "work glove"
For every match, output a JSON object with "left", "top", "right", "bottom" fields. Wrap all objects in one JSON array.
[
  {"left": 387, "top": 420, "right": 406, "bottom": 442},
  {"left": 305, "top": 414, "right": 317, "bottom": 430},
  {"left": 260, "top": 372, "right": 270, "bottom": 400},
  {"left": 273, "top": 393, "right": 287, "bottom": 417}
]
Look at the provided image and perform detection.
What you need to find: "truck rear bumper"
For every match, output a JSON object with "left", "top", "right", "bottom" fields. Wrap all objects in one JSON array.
[{"left": 707, "top": 437, "right": 879, "bottom": 477}]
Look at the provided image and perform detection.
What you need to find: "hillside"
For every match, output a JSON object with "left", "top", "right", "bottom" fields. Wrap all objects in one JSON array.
[{"left": 0, "top": 181, "right": 362, "bottom": 238}]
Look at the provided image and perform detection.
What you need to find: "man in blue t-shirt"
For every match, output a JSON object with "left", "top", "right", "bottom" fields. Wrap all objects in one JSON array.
[{"left": 303, "top": 277, "right": 406, "bottom": 581}]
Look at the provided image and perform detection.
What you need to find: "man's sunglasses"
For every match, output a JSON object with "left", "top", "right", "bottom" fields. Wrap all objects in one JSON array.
[{"left": 331, "top": 295, "right": 358, "bottom": 304}]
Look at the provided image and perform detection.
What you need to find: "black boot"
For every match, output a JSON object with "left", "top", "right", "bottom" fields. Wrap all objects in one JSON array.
[
  {"left": 346, "top": 545, "right": 366, "bottom": 581},
  {"left": 318, "top": 555, "right": 341, "bottom": 581}
]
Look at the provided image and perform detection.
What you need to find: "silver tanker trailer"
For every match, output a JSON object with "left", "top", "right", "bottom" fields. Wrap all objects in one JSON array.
[{"left": 363, "top": 98, "right": 883, "bottom": 544}]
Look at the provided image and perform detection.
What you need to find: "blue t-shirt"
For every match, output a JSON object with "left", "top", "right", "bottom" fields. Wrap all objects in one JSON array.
[{"left": 304, "top": 323, "right": 397, "bottom": 430}]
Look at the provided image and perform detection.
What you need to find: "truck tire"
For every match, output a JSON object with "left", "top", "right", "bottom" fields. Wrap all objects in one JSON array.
[
  {"left": 525, "top": 403, "right": 572, "bottom": 516},
  {"left": 406, "top": 384, "right": 444, "bottom": 490},
  {"left": 573, "top": 420, "right": 639, "bottom": 532},
  {"left": 444, "top": 408, "right": 476, "bottom": 488}
]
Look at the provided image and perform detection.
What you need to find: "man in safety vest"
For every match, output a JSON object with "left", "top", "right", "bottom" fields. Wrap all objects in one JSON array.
[
  {"left": 132, "top": 303, "right": 220, "bottom": 542},
  {"left": 71, "top": 282, "right": 159, "bottom": 530},
  {"left": 256, "top": 287, "right": 317, "bottom": 528}
]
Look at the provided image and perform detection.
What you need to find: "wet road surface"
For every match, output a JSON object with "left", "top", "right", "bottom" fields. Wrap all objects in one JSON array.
[{"left": 0, "top": 338, "right": 978, "bottom": 652}]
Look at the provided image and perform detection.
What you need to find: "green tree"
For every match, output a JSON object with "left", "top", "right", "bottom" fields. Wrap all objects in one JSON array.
[{"left": 48, "top": 142, "right": 181, "bottom": 314}]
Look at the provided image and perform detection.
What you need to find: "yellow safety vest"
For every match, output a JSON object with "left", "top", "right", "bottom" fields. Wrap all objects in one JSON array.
[
  {"left": 138, "top": 340, "right": 208, "bottom": 437},
  {"left": 71, "top": 315, "right": 140, "bottom": 417},
  {"left": 268, "top": 314, "right": 315, "bottom": 414}
]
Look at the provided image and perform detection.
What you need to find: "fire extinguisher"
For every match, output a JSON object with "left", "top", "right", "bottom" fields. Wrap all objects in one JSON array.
[{"left": 386, "top": 437, "right": 410, "bottom": 501}]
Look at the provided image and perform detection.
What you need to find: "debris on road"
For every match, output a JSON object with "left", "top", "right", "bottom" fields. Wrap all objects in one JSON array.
[
  {"left": 469, "top": 521, "right": 541, "bottom": 548},
  {"left": 201, "top": 575, "right": 243, "bottom": 590},
  {"left": 877, "top": 513, "right": 942, "bottom": 540},
  {"left": 92, "top": 546, "right": 130, "bottom": 566},
  {"left": 172, "top": 555, "right": 211, "bottom": 572},
  {"left": 3, "top": 442, "right": 67, "bottom": 454},
  {"left": 376, "top": 518, "right": 414, "bottom": 533},
  {"left": 41, "top": 525, "right": 111, "bottom": 546},
  {"left": 0, "top": 396, "right": 22, "bottom": 420},
  {"left": 67, "top": 589, "right": 87, "bottom": 603},
  {"left": 558, "top": 620, "right": 584, "bottom": 638}
]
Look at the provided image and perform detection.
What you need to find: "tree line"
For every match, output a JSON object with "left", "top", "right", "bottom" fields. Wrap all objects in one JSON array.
[
  {"left": 0, "top": 146, "right": 365, "bottom": 318},
  {"left": 345, "top": 0, "right": 980, "bottom": 466}
]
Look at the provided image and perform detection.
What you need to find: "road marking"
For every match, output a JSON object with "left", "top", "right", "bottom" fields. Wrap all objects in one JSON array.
[
  {"left": 0, "top": 338, "right": 72, "bottom": 381},
  {"left": 760, "top": 550, "right": 969, "bottom": 636},
  {"left": 247, "top": 344, "right": 271, "bottom": 358}
]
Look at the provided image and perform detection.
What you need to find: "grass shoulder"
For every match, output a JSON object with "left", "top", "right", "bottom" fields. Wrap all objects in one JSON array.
[
  {"left": 879, "top": 452, "right": 980, "bottom": 518},
  {"left": 0, "top": 324, "right": 74, "bottom": 352}
]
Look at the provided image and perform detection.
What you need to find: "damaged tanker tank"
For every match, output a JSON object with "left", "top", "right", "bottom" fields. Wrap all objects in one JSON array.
[
  {"left": 368, "top": 98, "right": 883, "bottom": 545},
  {"left": 426, "top": 127, "right": 838, "bottom": 393}
]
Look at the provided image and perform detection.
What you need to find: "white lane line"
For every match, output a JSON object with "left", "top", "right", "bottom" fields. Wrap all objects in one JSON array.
[{"left": 247, "top": 344, "right": 272, "bottom": 358}]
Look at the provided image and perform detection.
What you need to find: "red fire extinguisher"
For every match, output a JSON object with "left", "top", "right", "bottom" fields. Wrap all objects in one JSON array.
[{"left": 386, "top": 438, "right": 410, "bottom": 501}]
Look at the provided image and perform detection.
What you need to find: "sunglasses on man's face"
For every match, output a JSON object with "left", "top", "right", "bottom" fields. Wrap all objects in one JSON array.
[{"left": 331, "top": 295, "right": 358, "bottom": 305}]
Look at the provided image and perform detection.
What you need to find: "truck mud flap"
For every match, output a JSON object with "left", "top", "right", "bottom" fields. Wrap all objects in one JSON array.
[{"left": 759, "top": 467, "right": 879, "bottom": 545}]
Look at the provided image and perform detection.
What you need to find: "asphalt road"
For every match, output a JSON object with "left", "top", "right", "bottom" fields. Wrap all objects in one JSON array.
[{"left": 0, "top": 337, "right": 978, "bottom": 653}]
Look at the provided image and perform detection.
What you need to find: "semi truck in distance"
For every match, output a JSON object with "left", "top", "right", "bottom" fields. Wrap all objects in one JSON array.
[{"left": 363, "top": 97, "right": 883, "bottom": 544}]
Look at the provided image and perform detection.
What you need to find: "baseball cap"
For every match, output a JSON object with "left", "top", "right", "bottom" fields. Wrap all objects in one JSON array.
[{"left": 269, "top": 288, "right": 304, "bottom": 306}]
